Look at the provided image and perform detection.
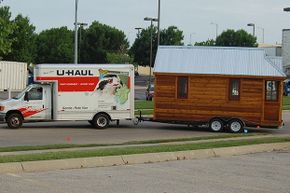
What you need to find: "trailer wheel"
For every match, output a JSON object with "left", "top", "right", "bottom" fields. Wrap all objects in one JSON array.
[
  {"left": 92, "top": 114, "right": 110, "bottom": 129},
  {"left": 209, "top": 118, "right": 224, "bottom": 132},
  {"left": 7, "top": 113, "right": 23, "bottom": 129},
  {"left": 228, "top": 119, "right": 244, "bottom": 133}
]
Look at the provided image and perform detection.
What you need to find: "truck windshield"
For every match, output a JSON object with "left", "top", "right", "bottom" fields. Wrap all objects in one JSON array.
[{"left": 13, "top": 86, "right": 32, "bottom": 100}]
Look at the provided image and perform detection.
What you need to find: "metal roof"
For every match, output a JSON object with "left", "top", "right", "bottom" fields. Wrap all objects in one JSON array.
[{"left": 154, "top": 46, "right": 285, "bottom": 77}]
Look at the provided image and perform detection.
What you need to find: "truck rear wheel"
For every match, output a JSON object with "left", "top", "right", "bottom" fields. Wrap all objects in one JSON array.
[
  {"left": 92, "top": 114, "right": 110, "bottom": 129},
  {"left": 7, "top": 113, "right": 23, "bottom": 129},
  {"left": 209, "top": 118, "right": 224, "bottom": 132}
]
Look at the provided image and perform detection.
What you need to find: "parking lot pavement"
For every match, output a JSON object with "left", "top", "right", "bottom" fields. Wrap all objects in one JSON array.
[
  {"left": 1, "top": 150, "right": 289, "bottom": 193},
  {"left": 0, "top": 114, "right": 290, "bottom": 147},
  {"left": 0, "top": 120, "right": 219, "bottom": 147}
]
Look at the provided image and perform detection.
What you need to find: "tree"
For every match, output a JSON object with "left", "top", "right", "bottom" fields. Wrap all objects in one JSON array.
[
  {"left": 4, "top": 14, "right": 36, "bottom": 63},
  {"left": 216, "top": 29, "right": 257, "bottom": 47},
  {"left": 130, "top": 25, "right": 184, "bottom": 66},
  {"left": 160, "top": 26, "right": 184, "bottom": 45},
  {"left": 80, "top": 21, "right": 129, "bottom": 63},
  {"left": 0, "top": 6, "right": 16, "bottom": 59},
  {"left": 35, "top": 27, "right": 74, "bottom": 63},
  {"left": 195, "top": 39, "right": 216, "bottom": 46}
]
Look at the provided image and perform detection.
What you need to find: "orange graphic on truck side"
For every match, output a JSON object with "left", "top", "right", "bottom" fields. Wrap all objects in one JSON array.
[{"left": 18, "top": 107, "right": 47, "bottom": 118}]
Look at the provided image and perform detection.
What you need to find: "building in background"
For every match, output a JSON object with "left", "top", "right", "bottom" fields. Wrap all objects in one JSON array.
[
  {"left": 258, "top": 44, "right": 283, "bottom": 72},
  {"left": 282, "top": 29, "right": 290, "bottom": 75}
]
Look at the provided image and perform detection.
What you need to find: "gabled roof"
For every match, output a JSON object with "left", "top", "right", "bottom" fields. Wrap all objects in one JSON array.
[{"left": 154, "top": 46, "right": 286, "bottom": 77}]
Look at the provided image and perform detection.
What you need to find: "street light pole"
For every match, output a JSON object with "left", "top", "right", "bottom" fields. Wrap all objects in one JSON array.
[
  {"left": 157, "top": 0, "right": 161, "bottom": 46},
  {"left": 257, "top": 26, "right": 265, "bottom": 43},
  {"left": 210, "top": 22, "right": 218, "bottom": 40},
  {"left": 144, "top": 17, "right": 158, "bottom": 87},
  {"left": 247, "top": 23, "right": 256, "bottom": 37},
  {"left": 190, "top": 33, "right": 196, "bottom": 46},
  {"left": 74, "top": 0, "right": 79, "bottom": 64},
  {"left": 77, "top": 22, "right": 88, "bottom": 63},
  {"left": 135, "top": 27, "right": 143, "bottom": 36}
]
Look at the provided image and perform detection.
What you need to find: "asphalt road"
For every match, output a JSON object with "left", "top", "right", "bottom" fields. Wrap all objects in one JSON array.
[
  {"left": 0, "top": 111, "right": 290, "bottom": 147},
  {"left": 1, "top": 150, "right": 289, "bottom": 193}
]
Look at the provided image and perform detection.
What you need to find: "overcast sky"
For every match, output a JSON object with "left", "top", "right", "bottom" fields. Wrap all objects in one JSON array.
[{"left": 2, "top": 0, "right": 290, "bottom": 45}]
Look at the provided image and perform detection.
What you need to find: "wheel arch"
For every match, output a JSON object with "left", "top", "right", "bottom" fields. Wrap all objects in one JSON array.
[
  {"left": 91, "top": 112, "right": 112, "bottom": 121},
  {"left": 5, "top": 110, "right": 24, "bottom": 121}
]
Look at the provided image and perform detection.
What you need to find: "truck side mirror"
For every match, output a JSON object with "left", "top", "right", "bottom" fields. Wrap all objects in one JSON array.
[{"left": 24, "top": 92, "right": 29, "bottom": 101}]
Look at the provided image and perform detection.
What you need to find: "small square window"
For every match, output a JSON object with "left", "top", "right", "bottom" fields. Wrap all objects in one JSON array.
[
  {"left": 177, "top": 77, "right": 188, "bottom": 99},
  {"left": 229, "top": 79, "right": 240, "bottom": 100}
]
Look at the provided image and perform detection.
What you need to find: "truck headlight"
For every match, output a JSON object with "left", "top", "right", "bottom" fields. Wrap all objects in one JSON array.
[{"left": 0, "top": 106, "right": 5, "bottom": 111}]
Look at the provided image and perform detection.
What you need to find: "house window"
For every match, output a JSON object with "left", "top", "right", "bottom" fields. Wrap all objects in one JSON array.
[
  {"left": 229, "top": 79, "right": 240, "bottom": 100},
  {"left": 266, "top": 81, "right": 278, "bottom": 101},
  {"left": 177, "top": 76, "right": 188, "bottom": 99}
]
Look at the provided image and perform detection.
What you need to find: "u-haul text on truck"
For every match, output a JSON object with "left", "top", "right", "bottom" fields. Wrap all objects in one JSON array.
[{"left": 0, "top": 64, "right": 135, "bottom": 129}]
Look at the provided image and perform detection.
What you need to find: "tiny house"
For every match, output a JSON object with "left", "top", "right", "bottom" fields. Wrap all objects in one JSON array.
[{"left": 153, "top": 46, "right": 286, "bottom": 132}]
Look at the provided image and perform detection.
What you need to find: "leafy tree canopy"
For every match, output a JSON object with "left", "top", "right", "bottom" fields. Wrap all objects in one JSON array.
[
  {"left": 0, "top": 6, "right": 16, "bottom": 59},
  {"left": 195, "top": 39, "right": 216, "bottom": 46},
  {"left": 216, "top": 29, "right": 257, "bottom": 47},
  {"left": 35, "top": 27, "right": 74, "bottom": 63},
  {"left": 4, "top": 14, "right": 36, "bottom": 63},
  {"left": 80, "top": 21, "right": 129, "bottom": 63},
  {"left": 130, "top": 25, "right": 184, "bottom": 66}
]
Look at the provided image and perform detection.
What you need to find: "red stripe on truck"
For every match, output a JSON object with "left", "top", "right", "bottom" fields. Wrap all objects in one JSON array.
[{"left": 36, "top": 76, "right": 99, "bottom": 92}]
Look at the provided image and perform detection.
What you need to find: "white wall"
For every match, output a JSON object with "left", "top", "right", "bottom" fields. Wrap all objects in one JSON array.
[{"left": 0, "top": 61, "right": 27, "bottom": 91}]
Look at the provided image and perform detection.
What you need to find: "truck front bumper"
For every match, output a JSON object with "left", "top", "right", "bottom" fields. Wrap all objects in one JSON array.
[{"left": 0, "top": 113, "right": 6, "bottom": 123}]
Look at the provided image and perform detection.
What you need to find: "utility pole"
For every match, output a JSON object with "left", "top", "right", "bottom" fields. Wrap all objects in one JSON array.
[
  {"left": 74, "top": 0, "right": 79, "bottom": 64},
  {"left": 157, "top": 0, "right": 161, "bottom": 46}
]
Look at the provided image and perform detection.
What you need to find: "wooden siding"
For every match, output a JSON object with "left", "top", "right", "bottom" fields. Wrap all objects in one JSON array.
[{"left": 154, "top": 74, "right": 283, "bottom": 127}]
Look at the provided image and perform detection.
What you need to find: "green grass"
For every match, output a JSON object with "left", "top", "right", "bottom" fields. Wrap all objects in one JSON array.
[
  {"left": 283, "top": 96, "right": 290, "bottom": 110},
  {"left": 135, "top": 100, "right": 154, "bottom": 116},
  {"left": 0, "top": 133, "right": 262, "bottom": 153},
  {"left": 0, "top": 136, "right": 289, "bottom": 163},
  {"left": 135, "top": 100, "right": 154, "bottom": 110}
]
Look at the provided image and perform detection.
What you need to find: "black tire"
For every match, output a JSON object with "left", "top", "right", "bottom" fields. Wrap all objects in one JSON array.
[
  {"left": 7, "top": 113, "right": 23, "bottom": 129},
  {"left": 92, "top": 114, "right": 110, "bottom": 129},
  {"left": 228, "top": 119, "right": 244, "bottom": 133},
  {"left": 88, "top": 120, "right": 93, "bottom": 125},
  {"left": 209, "top": 118, "right": 224, "bottom": 132}
]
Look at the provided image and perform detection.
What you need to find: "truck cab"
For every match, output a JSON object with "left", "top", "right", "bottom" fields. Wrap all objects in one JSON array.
[{"left": 0, "top": 84, "right": 52, "bottom": 128}]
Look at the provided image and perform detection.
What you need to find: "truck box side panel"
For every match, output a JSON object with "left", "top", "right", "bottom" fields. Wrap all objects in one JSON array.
[{"left": 34, "top": 64, "right": 134, "bottom": 121}]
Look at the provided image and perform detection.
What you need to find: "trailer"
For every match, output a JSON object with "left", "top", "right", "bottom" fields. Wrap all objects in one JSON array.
[
  {"left": 137, "top": 46, "right": 286, "bottom": 133},
  {"left": 0, "top": 61, "right": 27, "bottom": 91},
  {"left": 0, "top": 64, "right": 134, "bottom": 129}
]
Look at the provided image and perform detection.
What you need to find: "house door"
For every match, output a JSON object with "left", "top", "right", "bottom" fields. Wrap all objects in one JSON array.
[{"left": 263, "top": 80, "right": 281, "bottom": 123}]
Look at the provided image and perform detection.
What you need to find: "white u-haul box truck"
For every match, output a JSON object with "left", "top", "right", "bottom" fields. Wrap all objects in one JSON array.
[{"left": 0, "top": 64, "right": 135, "bottom": 129}]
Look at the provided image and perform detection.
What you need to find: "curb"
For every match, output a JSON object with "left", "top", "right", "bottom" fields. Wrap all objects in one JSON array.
[{"left": 0, "top": 142, "right": 290, "bottom": 174}]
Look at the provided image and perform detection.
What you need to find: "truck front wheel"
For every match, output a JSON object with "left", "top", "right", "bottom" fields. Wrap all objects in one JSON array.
[
  {"left": 92, "top": 114, "right": 110, "bottom": 129},
  {"left": 7, "top": 113, "right": 23, "bottom": 129}
]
